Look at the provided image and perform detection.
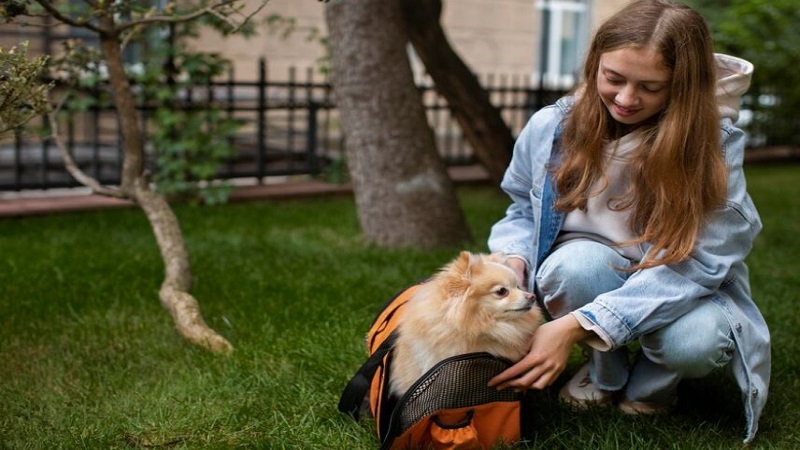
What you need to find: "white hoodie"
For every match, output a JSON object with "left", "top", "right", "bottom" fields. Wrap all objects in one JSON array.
[{"left": 716, "top": 53, "right": 754, "bottom": 123}]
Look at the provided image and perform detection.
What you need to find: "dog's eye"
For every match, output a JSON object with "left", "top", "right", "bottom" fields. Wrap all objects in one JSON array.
[{"left": 495, "top": 287, "right": 509, "bottom": 297}]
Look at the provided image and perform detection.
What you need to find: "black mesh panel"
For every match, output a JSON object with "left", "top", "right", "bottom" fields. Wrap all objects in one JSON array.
[{"left": 389, "top": 353, "right": 521, "bottom": 436}]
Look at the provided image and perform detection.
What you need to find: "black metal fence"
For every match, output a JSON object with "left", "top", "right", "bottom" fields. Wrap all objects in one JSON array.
[{"left": 0, "top": 59, "right": 568, "bottom": 192}]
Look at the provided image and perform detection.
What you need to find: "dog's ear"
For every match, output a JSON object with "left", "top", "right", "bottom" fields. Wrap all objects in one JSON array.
[{"left": 453, "top": 251, "right": 475, "bottom": 279}]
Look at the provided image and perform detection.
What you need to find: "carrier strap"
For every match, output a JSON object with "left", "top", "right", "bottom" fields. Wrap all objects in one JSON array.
[{"left": 338, "top": 332, "right": 398, "bottom": 420}]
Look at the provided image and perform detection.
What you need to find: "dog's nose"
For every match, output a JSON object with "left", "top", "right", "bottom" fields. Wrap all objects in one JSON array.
[{"left": 524, "top": 292, "right": 535, "bottom": 301}]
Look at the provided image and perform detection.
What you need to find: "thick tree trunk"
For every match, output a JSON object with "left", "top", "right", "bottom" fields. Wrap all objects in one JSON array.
[
  {"left": 325, "top": 0, "right": 471, "bottom": 249},
  {"left": 402, "top": 0, "right": 515, "bottom": 184}
]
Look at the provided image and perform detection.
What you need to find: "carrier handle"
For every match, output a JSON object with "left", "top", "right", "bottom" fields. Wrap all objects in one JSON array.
[
  {"left": 338, "top": 332, "right": 397, "bottom": 420},
  {"left": 431, "top": 409, "right": 475, "bottom": 429}
]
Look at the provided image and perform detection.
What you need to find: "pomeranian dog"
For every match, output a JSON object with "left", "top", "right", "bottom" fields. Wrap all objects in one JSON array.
[{"left": 389, "top": 251, "right": 542, "bottom": 397}]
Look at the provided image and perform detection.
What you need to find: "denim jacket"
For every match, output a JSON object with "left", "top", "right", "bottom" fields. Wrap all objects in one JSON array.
[{"left": 488, "top": 96, "right": 770, "bottom": 443}]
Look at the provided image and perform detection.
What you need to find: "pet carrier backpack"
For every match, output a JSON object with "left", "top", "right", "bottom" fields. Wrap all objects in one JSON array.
[{"left": 338, "top": 283, "right": 532, "bottom": 450}]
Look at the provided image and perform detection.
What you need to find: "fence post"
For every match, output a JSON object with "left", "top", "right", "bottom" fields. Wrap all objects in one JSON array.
[
  {"left": 306, "top": 102, "right": 319, "bottom": 174},
  {"left": 305, "top": 67, "right": 319, "bottom": 175},
  {"left": 13, "top": 130, "right": 22, "bottom": 190},
  {"left": 257, "top": 58, "right": 267, "bottom": 183}
]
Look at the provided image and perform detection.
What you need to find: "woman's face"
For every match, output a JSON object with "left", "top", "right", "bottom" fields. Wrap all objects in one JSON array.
[{"left": 597, "top": 46, "right": 672, "bottom": 126}]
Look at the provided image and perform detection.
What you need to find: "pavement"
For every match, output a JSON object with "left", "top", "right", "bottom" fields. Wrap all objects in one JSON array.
[{"left": 0, "top": 165, "right": 491, "bottom": 218}]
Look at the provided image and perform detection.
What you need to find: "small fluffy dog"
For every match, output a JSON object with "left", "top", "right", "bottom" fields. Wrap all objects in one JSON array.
[{"left": 389, "top": 251, "right": 542, "bottom": 397}]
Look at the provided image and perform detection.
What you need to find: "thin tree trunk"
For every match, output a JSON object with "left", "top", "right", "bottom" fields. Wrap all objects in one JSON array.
[
  {"left": 49, "top": 112, "right": 229, "bottom": 352},
  {"left": 81, "top": 28, "right": 234, "bottom": 353},
  {"left": 326, "top": 0, "right": 471, "bottom": 249},
  {"left": 97, "top": 20, "right": 144, "bottom": 192},
  {"left": 133, "top": 180, "right": 232, "bottom": 353},
  {"left": 402, "top": 0, "right": 515, "bottom": 184}
]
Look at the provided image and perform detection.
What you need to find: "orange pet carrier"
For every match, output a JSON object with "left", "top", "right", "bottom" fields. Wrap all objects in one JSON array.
[{"left": 338, "top": 283, "right": 532, "bottom": 449}]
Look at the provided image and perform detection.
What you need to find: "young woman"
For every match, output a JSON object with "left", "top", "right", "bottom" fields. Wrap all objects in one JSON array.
[{"left": 486, "top": 0, "right": 770, "bottom": 443}]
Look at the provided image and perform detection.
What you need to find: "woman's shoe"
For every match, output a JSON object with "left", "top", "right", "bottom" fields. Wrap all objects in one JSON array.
[{"left": 559, "top": 362, "right": 614, "bottom": 408}]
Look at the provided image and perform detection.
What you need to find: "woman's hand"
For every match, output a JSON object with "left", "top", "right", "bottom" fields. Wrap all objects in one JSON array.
[
  {"left": 506, "top": 257, "right": 528, "bottom": 288},
  {"left": 488, "top": 314, "right": 592, "bottom": 391}
]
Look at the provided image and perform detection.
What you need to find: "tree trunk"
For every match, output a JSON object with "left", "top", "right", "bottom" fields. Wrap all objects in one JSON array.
[
  {"left": 97, "top": 18, "right": 144, "bottom": 193},
  {"left": 94, "top": 27, "right": 232, "bottom": 353},
  {"left": 325, "top": 0, "right": 471, "bottom": 249},
  {"left": 133, "top": 180, "right": 232, "bottom": 353},
  {"left": 402, "top": 0, "right": 515, "bottom": 184}
]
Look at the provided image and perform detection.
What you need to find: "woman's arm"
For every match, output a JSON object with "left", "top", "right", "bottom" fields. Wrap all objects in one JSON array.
[
  {"left": 576, "top": 124, "right": 762, "bottom": 349},
  {"left": 488, "top": 104, "right": 563, "bottom": 265}
]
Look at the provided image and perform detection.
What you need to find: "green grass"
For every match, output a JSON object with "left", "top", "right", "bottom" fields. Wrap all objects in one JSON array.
[{"left": 1, "top": 164, "right": 798, "bottom": 449}]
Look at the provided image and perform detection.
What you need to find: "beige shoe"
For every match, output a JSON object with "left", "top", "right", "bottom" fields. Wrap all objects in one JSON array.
[
  {"left": 559, "top": 362, "right": 614, "bottom": 408},
  {"left": 618, "top": 398, "right": 673, "bottom": 415}
]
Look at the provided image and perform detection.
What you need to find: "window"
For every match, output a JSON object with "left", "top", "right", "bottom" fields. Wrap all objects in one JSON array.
[{"left": 537, "top": 0, "right": 590, "bottom": 88}]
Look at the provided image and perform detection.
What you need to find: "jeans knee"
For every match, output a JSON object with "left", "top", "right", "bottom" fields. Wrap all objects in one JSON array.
[
  {"left": 640, "top": 302, "right": 734, "bottom": 378},
  {"left": 536, "top": 241, "right": 631, "bottom": 316}
]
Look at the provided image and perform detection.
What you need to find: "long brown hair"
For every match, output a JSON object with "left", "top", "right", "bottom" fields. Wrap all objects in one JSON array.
[{"left": 555, "top": 0, "right": 726, "bottom": 270}]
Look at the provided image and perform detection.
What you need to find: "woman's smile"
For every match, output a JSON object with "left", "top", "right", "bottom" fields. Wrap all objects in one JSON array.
[{"left": 597, "top": 46, "right": 671, "bottom": 125}]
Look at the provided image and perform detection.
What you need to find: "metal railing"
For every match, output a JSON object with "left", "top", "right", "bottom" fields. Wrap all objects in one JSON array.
[{"left": 0, "top": 59, "right": 568, "bottom": 191}]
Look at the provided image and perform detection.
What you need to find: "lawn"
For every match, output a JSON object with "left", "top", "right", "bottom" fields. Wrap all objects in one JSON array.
[{"left": 1, "top": 164, "right": 798, "bottom": 449}]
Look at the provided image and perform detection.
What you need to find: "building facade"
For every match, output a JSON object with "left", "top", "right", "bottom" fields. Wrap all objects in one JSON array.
[
  {"left": 0, "top": 1, "right": 629, "bottom": 85},
  {"left": 190, "top": 0, "right": 630, "bottom": 84}
]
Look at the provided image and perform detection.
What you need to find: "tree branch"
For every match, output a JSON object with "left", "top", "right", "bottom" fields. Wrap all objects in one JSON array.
[
  {"left": 34, "top": 0, "right": 107, "bottom": 34},
  {"left": 224, "top": 0, "right": 271, "bottom": 33},
  {"left": 46, "top": 111, "right": 125, "bottom": 198},
  {"left": 115, "top": 7, "right": 214, "bottom": 32},
  {"left": 114, "top": 0, "right": 269, "bottom": 34}
]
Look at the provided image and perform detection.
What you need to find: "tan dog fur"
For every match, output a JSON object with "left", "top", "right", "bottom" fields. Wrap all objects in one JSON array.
[{"left": 389, "top": 251, "right": 542, "bottom": 397}]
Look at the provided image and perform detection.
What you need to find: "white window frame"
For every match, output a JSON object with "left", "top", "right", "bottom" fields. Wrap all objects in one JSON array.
[{"left": 536, "top": 0, "right": 590, "bottom": 88}]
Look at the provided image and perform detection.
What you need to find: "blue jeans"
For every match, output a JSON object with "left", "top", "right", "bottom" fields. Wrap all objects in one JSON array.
[{"left": 535, "top": 240, "right": 736, "bottom": 403}]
